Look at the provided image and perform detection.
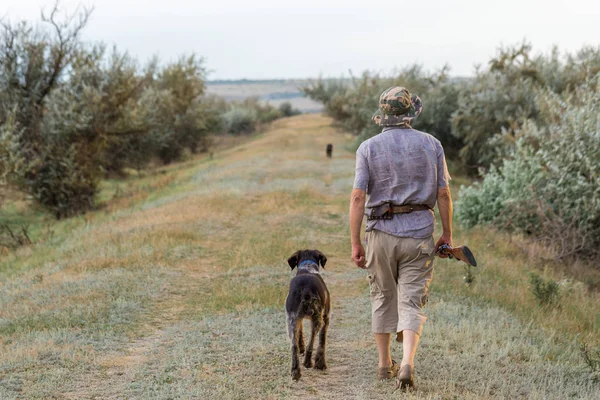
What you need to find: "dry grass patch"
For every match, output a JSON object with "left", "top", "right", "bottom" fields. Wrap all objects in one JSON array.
[{"left": 432, "top": 224, "right": 600, "bottom": 348}]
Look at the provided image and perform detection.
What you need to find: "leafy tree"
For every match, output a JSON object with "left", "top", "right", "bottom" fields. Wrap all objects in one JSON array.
[
  {"left": 0, "top": 111, "right": 24, "bottom": 189},
  {"left": 153, "top": 55, "right": 208, "bottom": 161},
  {"left": 0, "top": 4, "right": 92, "bottom": 156}
]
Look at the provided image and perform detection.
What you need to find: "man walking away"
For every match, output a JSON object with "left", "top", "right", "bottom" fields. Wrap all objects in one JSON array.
[{"left": 349, "top": 86, "right": 453, "bottom": 389}]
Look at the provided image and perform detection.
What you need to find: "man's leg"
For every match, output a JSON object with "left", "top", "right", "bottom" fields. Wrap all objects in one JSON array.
[
  {"left": 400, "top": 329, "right": 419, "bottom": 368},
  {"left": 366, "top": 231, "right": 400, "bottom": 373},
  {"left": 396, "top": 236, "right": 435, "bottom": 369},
  {"left": 375, "top": 333, "right": 392, "bottom": 368}
]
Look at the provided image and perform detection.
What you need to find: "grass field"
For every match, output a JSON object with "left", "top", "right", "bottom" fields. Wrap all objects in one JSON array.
[{"left": 0, "top": 115, "right": 598, "bottom": 399}]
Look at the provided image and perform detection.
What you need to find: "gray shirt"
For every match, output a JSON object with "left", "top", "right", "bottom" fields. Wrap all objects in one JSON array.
[{"left": 353, "top": 127, "right": 450, "bottom": 238}]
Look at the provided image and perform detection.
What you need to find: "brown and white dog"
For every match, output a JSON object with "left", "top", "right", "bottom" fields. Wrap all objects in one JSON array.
[{"left": 285, "top": 249, "right": 330, "bottom": 381}]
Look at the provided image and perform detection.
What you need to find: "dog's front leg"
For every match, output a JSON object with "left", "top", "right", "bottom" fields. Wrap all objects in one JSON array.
[
  {"left": 304, "top": 316, "right": 321, "bottom": 369},
  {"left": 314, "top": 312, "right": 329, "bottom": 370}
]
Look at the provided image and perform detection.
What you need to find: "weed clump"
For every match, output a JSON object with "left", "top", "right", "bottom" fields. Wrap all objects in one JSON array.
[
  {"left": 580, "top": 343, "right": 600, "bottom": 374},
  {"left": 0, "top": 223, "right": 32, "bottom": 249},
  {"left": 529, "top": 273, "right": 560, "bottom": 307}
]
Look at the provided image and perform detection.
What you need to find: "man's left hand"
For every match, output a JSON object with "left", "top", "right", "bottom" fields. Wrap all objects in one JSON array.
[{"left": 352, "top": 243, "right": 367, "bottom": 269}]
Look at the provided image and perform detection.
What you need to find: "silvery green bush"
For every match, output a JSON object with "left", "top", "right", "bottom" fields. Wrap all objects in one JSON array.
[
  {"left": 457, "top": 78, "right": 600, "bottom": 259},
  {"left": 222, "top": 107, "right": 259, "bottom": 134},
  {"left": 452, "top": 44, "right": 599, "bottom": 172}
]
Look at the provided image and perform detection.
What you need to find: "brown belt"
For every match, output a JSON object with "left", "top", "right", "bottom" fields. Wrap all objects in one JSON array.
[{"left": 367, "top": 203, "right": 431, "bottom": 220}]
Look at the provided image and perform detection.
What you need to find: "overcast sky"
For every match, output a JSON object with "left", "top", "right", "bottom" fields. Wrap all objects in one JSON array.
[{"left": 4, "top": 0, "right": 600, "bottom": 80}]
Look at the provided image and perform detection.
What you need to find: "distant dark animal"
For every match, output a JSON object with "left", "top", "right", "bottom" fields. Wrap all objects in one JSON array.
[
  {"left": 326, "top": 144, "right": 333, "bottom": 158},
  {"left": 286, "top": 249, "right": 330, "bottom": 381}
]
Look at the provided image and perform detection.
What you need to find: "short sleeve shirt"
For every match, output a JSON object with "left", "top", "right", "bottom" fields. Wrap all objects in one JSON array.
[{"left": 353, "top": 127, "right": 450, "bottom": 238}]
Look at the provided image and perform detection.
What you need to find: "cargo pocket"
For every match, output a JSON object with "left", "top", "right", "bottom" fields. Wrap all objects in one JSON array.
[
  {"left": 367, "top": 273, "right": 380, "bottom": 296},
  {"left": 417, "top": 238, "right": 436, "bottom": 270}
]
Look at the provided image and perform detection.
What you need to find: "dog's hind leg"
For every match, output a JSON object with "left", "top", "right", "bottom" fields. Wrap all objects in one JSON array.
[
  {"left": 290, "top": 317, "right": 302, "bottom": 381},
  {"left": 298, "top": 323, "right": 305, "bottom": 355},
  {"left": 288, "top": 311, "right": 305, "bottom": 355},
  {"left": 304, "top": 315, "right": 322, "bottom": 369},
  {"left": 314, "top": 312, "right": 329, "bottom": 370}
]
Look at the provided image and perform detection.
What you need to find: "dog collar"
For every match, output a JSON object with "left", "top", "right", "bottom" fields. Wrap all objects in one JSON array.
[{"left": 297, "top": 260, "right": 319, "bottom": 273}]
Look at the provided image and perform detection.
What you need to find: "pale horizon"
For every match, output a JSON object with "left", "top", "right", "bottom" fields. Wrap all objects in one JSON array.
[{"left": 4, "top": 0, "right": 600, "bottom": 80}]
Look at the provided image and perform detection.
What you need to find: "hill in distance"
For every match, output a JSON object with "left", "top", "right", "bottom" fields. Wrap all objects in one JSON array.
[{"left": 206, "top": 79, "right": 324, "bottom": 113}]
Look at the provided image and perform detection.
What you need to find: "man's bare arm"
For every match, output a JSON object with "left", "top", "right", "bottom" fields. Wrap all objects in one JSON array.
[
  {"left": 350, "top": 188, "right": 366, "bottom": 244},
  {"left": 436, "top": 186, "right": 453, "bottom": 252},
  {"left": 350, "top": 188, "right": 367, "bottom": 268}
]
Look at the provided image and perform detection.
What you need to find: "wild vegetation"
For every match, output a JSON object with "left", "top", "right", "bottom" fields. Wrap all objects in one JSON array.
[
  {"left": 0, "top": 4, "right": 599, "bottom": 399},
  {"left": 0, "top": 114, "right": 598, "bottom": 398},
  {"left": 303, "top": 43, "right": 600, "bottom": 262},
  {"left": 0, "top": 5, "right": 296, "bottom": 219}
]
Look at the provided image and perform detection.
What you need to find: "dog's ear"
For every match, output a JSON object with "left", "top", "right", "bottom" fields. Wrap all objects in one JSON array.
[
  {"left": 316, "top": 250, "right": 327, "bottom": 268},
  {"left": 287, "top": 251, "right": 301, "bottom": 270}
]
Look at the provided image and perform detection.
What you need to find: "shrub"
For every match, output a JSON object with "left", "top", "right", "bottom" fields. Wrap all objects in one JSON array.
[
  {"left": 0, "top": 223, "right": 32, "bottom": 249},
  {"left": 278, "top": 102, "right": 301, "bottom": 117},
  {"left": 453, "top": 43, "right": 600, "bottom": 171},
  {"left": 154, "top": 55, "right": 210, "bottom": 160},
  {"left": 451, "top": 43, "right": 541, "bottom": 170},
  {"left": 414, "top": 77, "right": 463, "bottom": 157},
  {"left": 580, "top": 343, "right": 600, "bottom": 373},
  {"left": 27, "top": 142, "right": 98, "bottom": 219},
  {"left": 529, "top": 273, "right": 561, "bottom": 307},
  {"left": 222, "top": 107, "right": 258, "bottom": 134},
  {"left": 457, "top": 78, "right": 600, "bottom": 260},
  {"left": 301, "top": 78, "right": 349, "bottom": 122},
  {"left": 200, "top": 94, "right": 229, "bottom": 134}
]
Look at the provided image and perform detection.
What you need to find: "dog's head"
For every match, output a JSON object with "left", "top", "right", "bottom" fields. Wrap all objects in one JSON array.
[{"left": 287, "top": 249, "right": 327, "bottom": 273}]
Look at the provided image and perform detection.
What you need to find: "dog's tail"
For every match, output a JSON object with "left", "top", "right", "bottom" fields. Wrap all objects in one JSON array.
[{"left": 299, "top": 288, "right": 319, "bottom": 316}]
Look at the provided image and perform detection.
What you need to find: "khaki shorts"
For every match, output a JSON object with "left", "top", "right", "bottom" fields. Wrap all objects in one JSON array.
[{"left": 365, "top": 229, "right": 435, "bottom": 337}]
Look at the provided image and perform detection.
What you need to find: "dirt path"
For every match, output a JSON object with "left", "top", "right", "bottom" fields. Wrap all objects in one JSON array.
[{"left": 61, "top": 114, "right": 356, "bottom": 399}]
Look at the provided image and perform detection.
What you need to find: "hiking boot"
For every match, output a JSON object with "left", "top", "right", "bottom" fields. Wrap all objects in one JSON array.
[
  {"left": 395, "top": 364, "right": 415, "bottom": 390},
  {"left": 377, "top": 360, "right": 399, "bottom": 380}
]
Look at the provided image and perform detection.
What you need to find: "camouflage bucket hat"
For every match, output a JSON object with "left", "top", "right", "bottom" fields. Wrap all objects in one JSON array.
[{"left": 372, "top": 86, "right": 423, "bottom": 127}]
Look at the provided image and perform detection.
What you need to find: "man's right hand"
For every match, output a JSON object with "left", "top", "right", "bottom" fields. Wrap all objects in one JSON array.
[
  {"left": 352, "top": 243, "right": 367, "bottom": 269},
  {"left": 435, "top": 234, "right": 453, "bottom": 258},
  {"left": 436, "top": 186, "right": 453, "bottom": 258}
]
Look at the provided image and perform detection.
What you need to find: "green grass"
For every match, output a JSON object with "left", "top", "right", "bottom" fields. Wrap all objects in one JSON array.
[{"left": 0, "top": 114, "right": 598, "bottom": 399}]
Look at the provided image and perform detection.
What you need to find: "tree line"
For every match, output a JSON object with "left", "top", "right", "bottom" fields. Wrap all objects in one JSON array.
[
  {"left": 303, "top": 44, "right": 599, "bottom": 260},
  {"left": 0, "top": 5, "right": 299, "bottom": 219}
]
